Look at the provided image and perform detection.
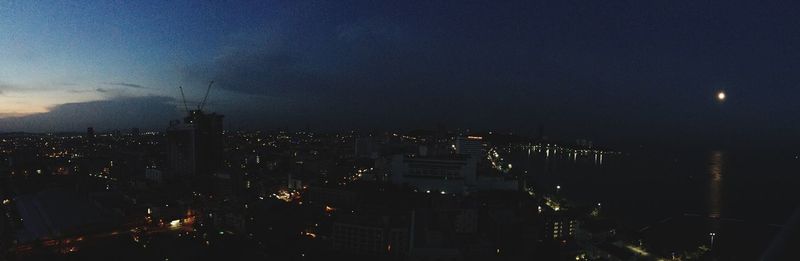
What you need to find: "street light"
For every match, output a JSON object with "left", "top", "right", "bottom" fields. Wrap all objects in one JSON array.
[{"left": 709, "top": 232, "right": 716, "bottom": 247}]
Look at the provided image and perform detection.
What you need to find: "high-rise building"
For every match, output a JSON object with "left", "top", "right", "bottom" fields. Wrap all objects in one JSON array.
[
  {"left": 390, "top": 154, "right": 477, "bottom": 194},
  {"left": 167, "top": 110, "right": 224, "bottom": 178},
  {"left": 455, "top": 136, "right": 485, "bottom": 158},
  {"left": 390, "top": 145, "right": 518, "bottom": 194},
  {"left": 331, "top": 213, "right": 410, "bottom": 257},
  {"left": 543, "top": 211, "right": 577, "bottom": 241},
  {"left": 86, "top": 127, "right": 95, "bottom": 139}
]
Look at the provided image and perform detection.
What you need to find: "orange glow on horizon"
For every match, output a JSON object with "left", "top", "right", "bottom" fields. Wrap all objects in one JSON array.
[{"left": 0, "top": 89, "right": 106, "bottom": 118}]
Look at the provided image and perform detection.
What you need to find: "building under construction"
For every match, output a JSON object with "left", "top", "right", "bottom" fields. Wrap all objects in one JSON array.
[{"left": 167, "top": 82, "right": 224, "bottom": 179}]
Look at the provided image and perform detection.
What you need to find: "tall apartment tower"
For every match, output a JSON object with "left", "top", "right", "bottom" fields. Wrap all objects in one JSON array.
[
  {"left": 455, "top": 136, "right": 485, "bottom": 158},
  {"left": 167, "top": 110, "right": 224, "bottom": 178}
]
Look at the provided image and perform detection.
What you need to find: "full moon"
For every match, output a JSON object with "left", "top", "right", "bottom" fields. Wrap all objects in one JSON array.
[{"left": 717, "top": 91, "right": 726, "bottom": 101}]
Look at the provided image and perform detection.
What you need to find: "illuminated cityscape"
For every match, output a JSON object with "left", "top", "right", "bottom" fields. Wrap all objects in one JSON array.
[
  {"left": 1, "top": 1, "right": 800, "bottom": 260},
  {"left": 0, "top": 122, "right": 795, "bottom": 260}
]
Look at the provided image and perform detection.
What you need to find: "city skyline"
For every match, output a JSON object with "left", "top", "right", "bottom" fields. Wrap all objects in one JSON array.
[{"left": 2, "top": 2, "right": 800, "bottom": 259}]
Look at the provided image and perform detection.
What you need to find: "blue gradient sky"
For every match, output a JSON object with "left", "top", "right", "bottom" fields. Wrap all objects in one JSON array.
[
  {"left": 1, "top": 1, "right": 800, "bottom": 148},
  {"left": 1, "top": 1, "right": 231, "bottom": 112}
]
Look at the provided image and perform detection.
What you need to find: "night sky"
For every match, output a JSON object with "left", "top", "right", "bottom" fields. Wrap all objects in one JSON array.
[{"left": 2, "top": 1, "right": 800, "bottom": 148}]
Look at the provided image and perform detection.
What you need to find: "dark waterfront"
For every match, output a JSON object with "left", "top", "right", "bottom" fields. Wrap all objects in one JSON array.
[{"left": 509, "top": 147, "right": 800, "bottom": 258}]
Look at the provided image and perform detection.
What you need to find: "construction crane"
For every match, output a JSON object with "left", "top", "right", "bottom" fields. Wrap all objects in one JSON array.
[
  {"left": 177, "top": 80, "right": 215, "bottom": 113},
  {"left": 198, "top": 80, "right": 214, "bottom": 111},
  {"left": 178, "top": 86, "right": 189, "bottom": 114}
]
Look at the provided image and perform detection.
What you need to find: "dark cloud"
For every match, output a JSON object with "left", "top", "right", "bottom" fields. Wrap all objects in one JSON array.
[
  {"left": 67, "top": 89, "right": 93, "bottom": 93},
  {"left": 180, "top": 3, "right": 404, "bottom": 97},
  {"left": 181, "top": 1, "right": 587, "bottom": 132},
  {"left": 0, "top": 96, "right": 180, "bottom": 132},
  {"left": 95, "top": 88, "right": 110, "bottom": 93},
  {"left": 180, "top": 0, "right": 800, "bottom": 148},
  {"left": 102, "top": 82, "right": 147, "bottom": 89}
]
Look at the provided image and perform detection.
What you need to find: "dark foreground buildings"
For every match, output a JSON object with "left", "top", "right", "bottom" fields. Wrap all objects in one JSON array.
[{"left": 8, "top": 121, "right": 770, "bottom": 260}]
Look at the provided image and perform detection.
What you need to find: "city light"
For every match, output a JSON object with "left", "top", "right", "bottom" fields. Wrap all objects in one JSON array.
[
  {"left": 273, "top": 189, "right": 301, "bottom": 202},
  {"left": 169, "top": 220, "right": 181, "bottom": 229},
  {"left": 625, "top": 245, "right": 651, "bottom": 256},
  {"left": 709, "top": 232, "right": 716, "bottom": 247}
]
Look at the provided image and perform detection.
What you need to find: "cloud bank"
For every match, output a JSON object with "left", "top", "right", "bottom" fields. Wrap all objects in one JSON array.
[
  {"left": 0, "top": 96, "right": 180, "bottom": 132},
  {"left": 102, "top": 82, "right": 147, "bottom": 89}
]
